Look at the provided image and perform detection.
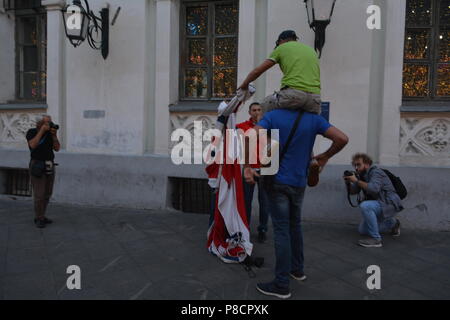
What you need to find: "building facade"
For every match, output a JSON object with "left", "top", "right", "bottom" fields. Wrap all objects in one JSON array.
[{"left": 0, "top": 0, "right": 449, "bottom": 230}]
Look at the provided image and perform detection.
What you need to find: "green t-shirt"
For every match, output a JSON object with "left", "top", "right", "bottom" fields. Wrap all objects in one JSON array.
[{"left": 269, "top": 41, "right": 321, "bottom": 94}]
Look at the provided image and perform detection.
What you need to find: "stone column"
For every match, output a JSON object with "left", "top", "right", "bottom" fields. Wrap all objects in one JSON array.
[
  {"left": 42, "top": 0, "right": 67, "bottom": 148},
  {"left": 377, "top": 0, "right": 406, "bottom": 165},
  {"left": 153, "top": 0, "right": 173, "bottom": 155},
  {"left": 235, "top": 0, "right": 257, "bottom": 122}
]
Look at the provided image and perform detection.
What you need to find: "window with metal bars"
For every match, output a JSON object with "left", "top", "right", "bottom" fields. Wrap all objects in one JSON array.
[
  {"left": 1, "top": 169, "right": 32, "bottom": 197},
  {"left": 170, "top": 177, "right": 214, "bottom": 214}
]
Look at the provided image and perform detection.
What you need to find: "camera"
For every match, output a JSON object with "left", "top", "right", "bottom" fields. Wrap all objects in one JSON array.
[
  {"left": 344, "top": 170, "right": 356, "bottom": 177},
  {"left": 49, "top": 122, "right": 60, "bottom": 130},
  {"left": 344, "top": 170, "right": 360, "bottom": 184}
]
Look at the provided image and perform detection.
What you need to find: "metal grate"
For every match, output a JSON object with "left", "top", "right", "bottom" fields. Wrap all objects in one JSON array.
[
  {"left": 171, "top": 177, "right": 213, "bottom": 214},
  {"left": 4, "top": 169, "right": 32, "bottom": 197}
]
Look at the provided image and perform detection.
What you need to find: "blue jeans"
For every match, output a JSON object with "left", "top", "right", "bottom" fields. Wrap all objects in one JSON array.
[
  {"left": 358, "top": 200, "right": 397, "bottom": 240},
  {"left": 268, "top": 183, "right": 305, "bottom": 288},
  {"left": 243, "top": 176, "right": 270, "bottom": 233}
]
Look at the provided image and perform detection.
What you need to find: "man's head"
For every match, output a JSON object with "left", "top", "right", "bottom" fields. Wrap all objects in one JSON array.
[
  {"left": 352, "top": 153, "right": 373, "bottom": 175},
  {"left": 275, "top": 30, "right": 299, "bottom": 48},
  {"left": 248, "top": 102, "right": 262, "bottom": 122},
  {"left": 36, "top": 114, "right": 52, "bottom": 129}
]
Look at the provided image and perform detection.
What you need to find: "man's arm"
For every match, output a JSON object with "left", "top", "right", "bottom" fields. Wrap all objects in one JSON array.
[
  {"left": 348, "top": 182, "right": 362, "bottom": 194},
  {"left": 238, "top": 60, "right": 276, "bottom": 90},
  {"left": 28, "top": 124, "right": 49, "bottom": 150},
  {"left": 344, "top": 170, "right": 382, "bottom": 195},
  {"left": 50, "top": 128, "right": 61, "bottom": 152},
  {"left": 313, "top": 126, "right": 349, "bottom": 167},
  {"left": 243, "top": 124, "right": 266, "bottom": 184},
  {"left": 345, "top": 178, "right": 366, "bottom": 194}
]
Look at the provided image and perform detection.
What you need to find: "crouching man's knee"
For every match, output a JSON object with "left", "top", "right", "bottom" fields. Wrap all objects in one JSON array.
[{"left": 359, "top": 200, "right": 377, "bottom": 215}]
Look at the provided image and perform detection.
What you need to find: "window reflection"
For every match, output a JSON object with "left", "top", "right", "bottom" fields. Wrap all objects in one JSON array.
[
  {"left": 183, "top": 2, "right": 238, "bottom": 100},
  {"left": 403, "top": 64, "right": 429, "bottom": 97}
]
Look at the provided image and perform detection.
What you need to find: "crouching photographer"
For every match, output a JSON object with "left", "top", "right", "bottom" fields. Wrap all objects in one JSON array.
[
  {"left": 26, "top": 115, "right": 61, "bottom": 229},
  {"left": 343, "top": 153, "right": 404, "bottom": 248}
]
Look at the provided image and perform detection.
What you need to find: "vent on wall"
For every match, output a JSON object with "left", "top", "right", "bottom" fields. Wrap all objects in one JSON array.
[
  {"left": 0, "top": 168, "right": 32, "bottom": 197},
  {"left": 170, "top": 177, "right": 213, "bottom": 215}
]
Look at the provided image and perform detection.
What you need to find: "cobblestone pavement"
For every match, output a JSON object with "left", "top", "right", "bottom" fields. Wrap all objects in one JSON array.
[{"left": 0, "top": 198, "right": 449, "bottom": 300}]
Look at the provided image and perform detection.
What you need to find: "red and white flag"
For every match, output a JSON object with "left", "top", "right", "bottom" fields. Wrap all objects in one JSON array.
[{"left": 206, "top": 86, "right": 255, "bottom": 263}]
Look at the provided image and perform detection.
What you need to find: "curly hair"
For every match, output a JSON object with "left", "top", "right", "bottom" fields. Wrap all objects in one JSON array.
[{"left": 352, "top": 153, "right": 373, "bottom": 166}]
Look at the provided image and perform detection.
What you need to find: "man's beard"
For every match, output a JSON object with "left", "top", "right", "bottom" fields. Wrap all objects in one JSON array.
[{"left": 358, "top": 168, "right": 367, "bottom": 175}]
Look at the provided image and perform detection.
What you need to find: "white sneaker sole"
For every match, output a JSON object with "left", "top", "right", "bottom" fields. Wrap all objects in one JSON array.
[
  {"left": 290, "top": 274, "right": 307, "bottom": 281},
  {"left": 358, "top": 242, "right": 383, "bottom": 248},
  {"left": 256, "top": 286, "right": 291, "bottom": 299}
]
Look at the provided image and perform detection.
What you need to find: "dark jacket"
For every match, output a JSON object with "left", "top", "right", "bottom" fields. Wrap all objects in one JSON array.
[{"left": 350, "top": 166, "right": 404, "bottom": 218}]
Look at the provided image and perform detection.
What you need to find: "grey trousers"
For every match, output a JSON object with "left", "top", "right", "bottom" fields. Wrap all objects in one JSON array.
[{"left": 261, "top": 87, "right": 322, "bottom": 115}]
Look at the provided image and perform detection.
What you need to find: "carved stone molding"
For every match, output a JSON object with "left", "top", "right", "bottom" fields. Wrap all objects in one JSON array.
[
  {"left": 169, "top": 113, "right": 216, "bottom": 152},
  {"left": 0, "top": 112, "right": 41, "bottom": 148},
  {"left": 400, "top": 117, "right": 450, "bottom": 157}
]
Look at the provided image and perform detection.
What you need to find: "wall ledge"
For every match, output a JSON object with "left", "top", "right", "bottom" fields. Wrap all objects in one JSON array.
[{"left": 0, "top": 103, "right": 48, "bottom": 111}]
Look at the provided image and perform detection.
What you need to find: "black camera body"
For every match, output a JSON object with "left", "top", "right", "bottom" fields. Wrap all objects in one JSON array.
[
  {"left": 49, "top": 122, "right": 60, "bottom": 130},
  {"left": 344, "top": 170, "right": 363, "bottom": 208},
  {"left": 344, "top": 170, "right": 356, "bottom": 177},
  {"left": 344, "top": 170, "right": 361, "bottom": 183}
]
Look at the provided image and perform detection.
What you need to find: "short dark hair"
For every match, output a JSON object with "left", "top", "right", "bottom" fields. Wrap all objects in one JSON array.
[
  {"left": 249, "top": 102, "right": 261, "bottom": 112},
  {"left": 352, "top": 153, "right": 373, "bottom": 166},
  {"left": 277, "top": 30, "right": 298, "bottom": 42},
  {"left": 275, "top": 30, "right": 299, "bottom": 47}
]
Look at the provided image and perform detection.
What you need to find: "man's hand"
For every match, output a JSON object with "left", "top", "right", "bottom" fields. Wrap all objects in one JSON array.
[
  {"left": 244, "top": 167, "right": 260, "bottom": 185},
  {"left": 344, "top": 174, "right": 358, "bottom": 184},
  {"left": 40, "top": 123, "right": 50, "bottom": 133},
  {"left": 50, "top": 128, "right": 58, "bottom": 136},
  {"left": 312, "top": 153, "right": 329, "bottom": 168},
  {"left": 238, "top": 82, "right": 249, "bottom": 91}
]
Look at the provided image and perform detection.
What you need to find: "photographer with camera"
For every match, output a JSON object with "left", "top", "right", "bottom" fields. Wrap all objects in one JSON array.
[
  {"left": 344, "top": 153, "right": 403, "bottom": 248},
  {"left": 26, "top": 115, "right": 60, "bottom": 229}
]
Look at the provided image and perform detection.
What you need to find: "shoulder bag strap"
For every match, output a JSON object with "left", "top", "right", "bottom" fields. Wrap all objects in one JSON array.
[{"left": 279, "top": 111, "right": 305, "bottom": 163}]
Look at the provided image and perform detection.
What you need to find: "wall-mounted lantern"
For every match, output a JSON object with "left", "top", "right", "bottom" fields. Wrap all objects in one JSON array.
[
  {"left": 62, "top": 0, "right": 109, "bottom": 59},
  {"left": 303, "top": 0, "right": 337, "bottom": 58}
]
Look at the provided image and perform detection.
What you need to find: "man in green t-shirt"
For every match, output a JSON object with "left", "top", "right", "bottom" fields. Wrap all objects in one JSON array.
[{"left": 238, "top": 30, "right": 322, "bottom": 115}]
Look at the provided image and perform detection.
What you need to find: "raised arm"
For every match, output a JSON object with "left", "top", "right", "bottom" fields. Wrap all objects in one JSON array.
[
  {"left": 238, "top": 60, "right": 276, "bottom": 91},
  {"left": 28, "top": 123, "right": 49, "bottom": 150}
]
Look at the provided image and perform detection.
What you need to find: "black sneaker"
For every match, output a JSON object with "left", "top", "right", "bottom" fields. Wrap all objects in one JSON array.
[
  {"left": 290, "top": 271, "right": 307, "bottom": 281},
  {"left": 256, "top": 282, "right": 291, "bottom": 299},
  {"left": 43, "top": 217, "right": 53, "bottom": 224},
  {"left": 258, "top": 231, "right": 267, "bottom": 243},
  {"left": 391, "top": 219, "right": 400, "bottom": 237},
  {"left": 34, "top": 217, "right": 53, "bottom": 224},
  {"left": 35, "top": 219, "right": 46, "bottom": 229}
]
